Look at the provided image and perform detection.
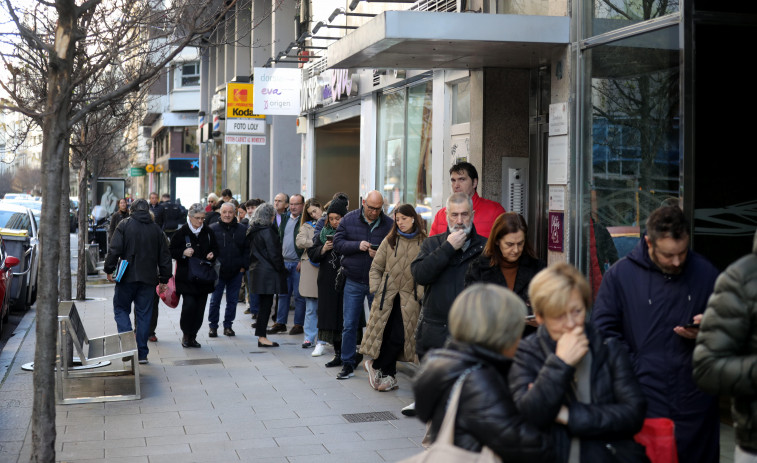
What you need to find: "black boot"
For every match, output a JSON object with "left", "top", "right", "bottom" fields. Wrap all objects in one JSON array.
[{"left": 325, "top": 340, "right": 342, "bottom": 368}]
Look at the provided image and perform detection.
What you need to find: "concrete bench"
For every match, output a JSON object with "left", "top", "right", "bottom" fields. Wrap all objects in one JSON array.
[{"left": 56, "top": 301, "right": 141, "bottom": 404}]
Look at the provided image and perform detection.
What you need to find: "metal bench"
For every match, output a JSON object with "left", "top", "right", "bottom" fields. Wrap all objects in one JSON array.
[{"left": 56, "top": 301, "right": 141, "bottom": 404}]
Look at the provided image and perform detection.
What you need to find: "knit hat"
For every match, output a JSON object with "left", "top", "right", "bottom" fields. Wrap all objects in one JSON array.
[{"left": 328, "top": 197, "right": 348, "bottom": 217}]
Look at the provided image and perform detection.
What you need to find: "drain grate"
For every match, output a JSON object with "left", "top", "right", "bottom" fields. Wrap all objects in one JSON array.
[
  {"left": 171, "top": 358, "right": 222, "bottom": 366},
  {"left": 342, "top": 411, "right": 398, "bottom": 423}
]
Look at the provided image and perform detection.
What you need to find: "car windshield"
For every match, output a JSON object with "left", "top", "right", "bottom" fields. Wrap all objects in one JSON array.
[{"left": 0, "top": 210, "right": 31, "bottom": 231}]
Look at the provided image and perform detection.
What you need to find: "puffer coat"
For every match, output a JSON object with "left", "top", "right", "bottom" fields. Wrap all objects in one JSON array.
[
  {"left": 694, "top": 230, "right": 757, "bottom": 452},
  {"left": 296, "top": 221, "right": 318, "bottom": 298},
  {"left": 360, "top": 233, "right": 424, "bottom": 362},
  {"left": 246, "top": 223, "right": 287, "bottom": 295}
]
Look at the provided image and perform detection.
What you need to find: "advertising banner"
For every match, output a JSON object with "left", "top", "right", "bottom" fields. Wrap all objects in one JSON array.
[
  {"left": 226, "top": 82, "right": 265, "bottom": 119},
  {"left": 253, "top": 68, "right": 301, "bottom": 116}
]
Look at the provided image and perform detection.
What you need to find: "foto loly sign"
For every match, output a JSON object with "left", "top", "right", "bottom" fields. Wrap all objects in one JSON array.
[
  {"left": 226, "top": 83, "right": 265, "bottom": 119},
  {"left": 226, "top": 119, "right": 265, "bottom": 135},
  {"left": 253, "top": 68, "right": 301, "bottom": 116}
]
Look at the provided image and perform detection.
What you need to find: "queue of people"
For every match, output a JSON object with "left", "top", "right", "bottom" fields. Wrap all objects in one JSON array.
[{"left": 103, "top": 164, "right": 745, "bottom": 463}]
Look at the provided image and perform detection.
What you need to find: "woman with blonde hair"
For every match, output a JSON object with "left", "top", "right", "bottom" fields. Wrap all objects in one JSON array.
[
  {"left": 509, "top": 263, "right": 647, "bottom": 463},
  {"left": 413, "top": 284, "right": 552, "bottom": 461},
  {"left": 361, "top": 204, "right": 426, "bottom": 392}
]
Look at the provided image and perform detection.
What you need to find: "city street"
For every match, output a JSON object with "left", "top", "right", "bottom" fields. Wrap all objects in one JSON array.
[{"left": 0, "top": 234, "right": 424, "bottom": 462}]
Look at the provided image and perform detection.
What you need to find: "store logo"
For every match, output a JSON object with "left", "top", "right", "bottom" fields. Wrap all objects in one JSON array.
[{"left": 233, "top": 88, "right": 248, "bottom": 102}]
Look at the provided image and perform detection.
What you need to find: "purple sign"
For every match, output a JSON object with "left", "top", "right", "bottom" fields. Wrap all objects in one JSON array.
[{"left": 548, "top": 212, "right": 564, "bottom": 252}]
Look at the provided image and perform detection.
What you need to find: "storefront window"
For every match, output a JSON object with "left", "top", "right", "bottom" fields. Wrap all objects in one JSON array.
[
  {"left": 582, "top": 26, "right": 680, "bottom": 269},
  {"left": 377, "top": 81, "right": 433, "bottom": 228},
  {"left": 225, "top": 144, "right": 248, "bottom": 202},
  {"left": 585, "top": 0, "right": 679, "bottom": 38}
]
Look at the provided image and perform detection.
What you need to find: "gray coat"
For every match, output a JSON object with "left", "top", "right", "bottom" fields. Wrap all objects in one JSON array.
[{"left": 694, "top": 231, "right": 757, "bottom": 452}]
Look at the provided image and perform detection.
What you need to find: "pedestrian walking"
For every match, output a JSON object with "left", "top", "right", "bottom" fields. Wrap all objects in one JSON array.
[
  {"left": 296, "top": 198, "right": 323, "bottom": 349},
  {"left": 169, "top": 203, "right": 219, "bottom": 348},
  {"left": 207, "top": 202, "right": 249, "bottom": 337},
  {"left": 361, "top": 204, "right": 426, "bottom": 392},
  {"left": 247, "top": 203, "right": 287, "bottom": 347},
  {"left": 104, "top": 199, "right": 172, "bottom": 364}
]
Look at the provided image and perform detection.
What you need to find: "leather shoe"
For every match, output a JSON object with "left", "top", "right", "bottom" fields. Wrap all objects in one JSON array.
[
  {"left": 148, "top": 335, "right": 158, "bottom": 342},
  {"left": 244, "top": 309, "right": 251, "bottom": 314},
  {"left": 182, "top": 338, "right": 201, "bottom": 348},
  {"left": 223, "top": 328, "right": 236, "bottom": 337},
  {"left": 267, "top": 323, "right": 287, "bottom": 334},
  {"left": 258, "top": 340, "right": 279, "bottom": 348},
  {"left": 208, "top": 328, "right": 218, "bottom": 338},
  {"left": 289, "top": 325, "right": 304, "bottom": 335}
]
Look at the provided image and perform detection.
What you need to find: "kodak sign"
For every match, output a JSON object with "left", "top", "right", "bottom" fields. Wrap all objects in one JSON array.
[{"left": 226, "top": 83, "right": 265, "bottom": 119}]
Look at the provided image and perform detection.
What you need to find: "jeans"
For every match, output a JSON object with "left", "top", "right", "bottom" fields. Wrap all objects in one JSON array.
[
  {"left": 208, "top": 271, "right": 244, "bottom": 329},
  {"left": 341, "top": 278, "right": 373, "bottom": 367},
  {"left": 277, "top": 261, "right": 305, "bottom": 326},
  {"left": 113, "top": 281, "right": 155, "bottom": 360},
  {"left": 304, "top": 297, "right": 319, "bottom": 343},
  {"left": 247, "top": 271, "right": 259, "bottom": 315}
]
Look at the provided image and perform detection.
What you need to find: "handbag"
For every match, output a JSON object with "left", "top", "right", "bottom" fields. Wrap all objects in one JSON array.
[
  {"left": 184, "top": 234, "right": 218, "bottom": 285},
  {"left": 156, "top": 261, "right": 179, "bottom": 308},
  {"left": 398, "top": 366, "right": 501, "bottom": 463},
  {"left": 604, "top": 439, "right": 652, "bottom": 463},
  {"left": 634, "top": 418, "right": 678, "bottom": 463}
]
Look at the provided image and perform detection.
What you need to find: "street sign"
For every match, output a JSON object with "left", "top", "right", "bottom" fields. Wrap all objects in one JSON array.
[
  {"left": 129, "top": 167, "right": 146, "bottom": 177},
  {"left": 226, "top": 119, "right": 266, "bottom": 135}
]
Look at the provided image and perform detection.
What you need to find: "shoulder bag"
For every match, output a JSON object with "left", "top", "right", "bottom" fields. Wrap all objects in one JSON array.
[
  {"left": 398, "top": 366, "right": 501, "bottom": 463},
  {"left": 184, "top": 234, "right": 218, "bottom": 285}
]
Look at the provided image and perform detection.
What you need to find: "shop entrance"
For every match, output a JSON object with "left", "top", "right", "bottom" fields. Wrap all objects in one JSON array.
[{"left": 314, "top": 116, "right": 360, "bottom": 206}]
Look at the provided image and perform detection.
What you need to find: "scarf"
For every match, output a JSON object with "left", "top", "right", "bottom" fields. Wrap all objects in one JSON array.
[
  {"left": 397, "top": 229, "right": 419, "bottom": 239},
  {"left": 320, "top": 222, "right": 337, "bottom": 244},
  {"left": 187, "top": 216, "right": 203, "bottom": 236}
]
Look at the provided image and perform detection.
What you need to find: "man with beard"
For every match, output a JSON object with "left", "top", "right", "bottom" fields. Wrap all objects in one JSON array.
[
  {"left": 411, "top": 192, "right": 487, "bottom": 360},
  {"left": 592, "top": 206, "right": 720, "bottom": 463}
]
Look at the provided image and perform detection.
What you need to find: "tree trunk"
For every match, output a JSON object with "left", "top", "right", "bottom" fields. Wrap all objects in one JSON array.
[
  {"left": 32, "top": 5, "right": 77, "bottom": 460},
  {"left": 59, "top": 160, "right": 72, "bottom": 300},
  {"left": 76, "top": 160, "right": 88, "bottom": 300}
]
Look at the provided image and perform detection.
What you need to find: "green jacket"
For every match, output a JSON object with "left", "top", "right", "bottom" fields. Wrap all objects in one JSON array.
[
  {"left": 694, "top": 230, "right": 757, "bottom": 452},
  {"left": 278, "top": 212, "right": 303, "bottom": 258}
]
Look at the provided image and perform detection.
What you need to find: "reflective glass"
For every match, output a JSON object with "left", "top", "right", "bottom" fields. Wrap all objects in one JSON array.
[{"left": 585, "top": 0, "right": 679, "bottom": 38}]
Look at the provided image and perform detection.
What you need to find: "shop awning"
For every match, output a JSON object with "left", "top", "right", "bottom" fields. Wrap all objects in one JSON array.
[{"left": 326, "top": 11, "right": 570, "bottom": 70}]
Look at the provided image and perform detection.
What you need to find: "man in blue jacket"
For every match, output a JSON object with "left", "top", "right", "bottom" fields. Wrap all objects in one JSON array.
[
  {"left": 591, "top": 206, "right": 720, "bottom": 463},
  {"left": 333, "top": 190, "right": 393, "bottom": 380}
]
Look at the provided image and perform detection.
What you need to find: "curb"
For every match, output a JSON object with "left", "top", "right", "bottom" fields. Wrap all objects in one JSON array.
[{"left": 0, "top": 307, "right": 36, "bottom": 385}]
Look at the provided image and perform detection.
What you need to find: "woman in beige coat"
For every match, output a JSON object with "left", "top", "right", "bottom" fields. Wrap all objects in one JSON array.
[
  {"left": 361, "top": 203, "right": 426, "bottom": 392},
  {"left": 296, "top": 198, "right": 323, "bottom": 350}
]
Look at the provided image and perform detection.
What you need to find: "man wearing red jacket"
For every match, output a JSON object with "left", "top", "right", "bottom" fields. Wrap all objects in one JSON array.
[{"left": 429, "top": 162, "right": 505, "bottom": 238}]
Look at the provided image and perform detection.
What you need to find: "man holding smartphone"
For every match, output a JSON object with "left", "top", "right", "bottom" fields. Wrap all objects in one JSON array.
[
  {"left": 592, "top": 206, "right": 720, "bottom": 463},
  {"left": 333, "top": 191, "right": 393, "bottom": 380}
]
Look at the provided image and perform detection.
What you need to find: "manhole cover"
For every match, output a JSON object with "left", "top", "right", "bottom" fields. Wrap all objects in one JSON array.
[
  {"left": 342, "top": 411, "right": 398, "bottom": 423},
  {"left": 171, "top": 358, "right": 222, "bottom": 366}
]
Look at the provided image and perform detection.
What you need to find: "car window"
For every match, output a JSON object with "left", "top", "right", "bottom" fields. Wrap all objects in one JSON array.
[{"left": 0, "top": 210, "right": 32, "bottom": 232}]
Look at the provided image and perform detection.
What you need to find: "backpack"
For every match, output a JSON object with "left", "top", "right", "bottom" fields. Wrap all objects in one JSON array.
[{"left": 162, "top": 201, "right": 185, "bottom": 231}]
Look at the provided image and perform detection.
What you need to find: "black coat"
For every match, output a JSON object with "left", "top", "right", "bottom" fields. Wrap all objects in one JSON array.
[
  {"left": 414, "top": 341, "right": 553, "bottom": 462},
  {"left": 246, "top": 223, "right": 287, "bottom": 295},
  {"left": 464, "top": 253, "right": 546, "bottom": 307},
  {"left": 169, "top": 224, "right": 219, "bottom": 295},
  {"left": 209, "top": 218, "right": 249, "bottom": 279},
  {"left": 308, "top": 237, "right": 343, "bottom": 331},
  {"left": 410, "top": 226, "right": 486, "bottom": 358},
  {"left": 104, "top": 210, "right": 172, "bottom": 286},
  {"left": 509, "top": 323, "right": 647, "bottom": 463}
]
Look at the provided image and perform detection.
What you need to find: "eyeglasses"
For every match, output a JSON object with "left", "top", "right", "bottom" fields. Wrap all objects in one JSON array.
[
  {"left": 190, "top": 216, "right": 205, "bottom": 221},
  {"left": 364, "top": 204, "right": 383, "bottom": 212}
]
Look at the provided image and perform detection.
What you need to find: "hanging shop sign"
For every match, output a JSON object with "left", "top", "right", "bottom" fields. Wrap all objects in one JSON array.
[
  {"left": 301, "top": 69, "right": 360, "bottom": 113},
  {"left": 225, "top": 119, "right": 266, "bottom": 135},
  {"left": 226, "top": 83, "right": 265, "bottom": 119},
  {"left": 225, "top": 135, "right": 266, "bottom": 145},
  {"left": 253, "top": 68, "right": 301, "bottom": 116},
  {"left": 129, "top": 167, "right": 146, "bottom": 177}
]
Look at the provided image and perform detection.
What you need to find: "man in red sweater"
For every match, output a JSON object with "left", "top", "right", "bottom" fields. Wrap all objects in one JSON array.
[{"left": 429, "top": 162, "right": 505, "bottom": 238}]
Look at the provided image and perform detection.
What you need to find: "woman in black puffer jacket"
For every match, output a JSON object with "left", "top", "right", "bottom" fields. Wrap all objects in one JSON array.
[
  {"left": 509, "top": 263, "right": 647, "bottom": 463},
  {"left": 170, "top": 203, "right": 219, "bottom": 348},
  {"left": 413, "top": 284, "right": 553, "bottom": 462}
]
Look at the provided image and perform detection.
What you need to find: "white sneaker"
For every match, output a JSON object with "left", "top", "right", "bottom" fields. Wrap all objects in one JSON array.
[
  {"left": 312, "top": 343, "right": 326, "bottom": 357},
  {"left": 401, "top": 402, "right": 416, "bottom": 417}
]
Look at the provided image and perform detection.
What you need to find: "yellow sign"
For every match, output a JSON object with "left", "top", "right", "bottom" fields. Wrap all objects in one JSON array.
[
  {"left": 145, "top": 164, "right": 154, "bottom": 173},
  {"left": 226, "top": 82, "right": 265, "bottom": 119},
  {"left": 155, "top": 164, "right": 164, "bottom": 172}
]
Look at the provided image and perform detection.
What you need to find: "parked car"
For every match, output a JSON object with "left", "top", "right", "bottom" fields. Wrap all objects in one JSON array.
[
  {"left": 0, "top": 236, "right": 21, "bottom": 333},
  {"left": 0, "top": 203, "right": 40, "bottom": 311}
]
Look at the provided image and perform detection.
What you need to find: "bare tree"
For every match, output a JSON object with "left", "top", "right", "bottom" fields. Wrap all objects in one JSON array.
[{"left": 0, "top": 0, "right": 263, "bottom": 458}]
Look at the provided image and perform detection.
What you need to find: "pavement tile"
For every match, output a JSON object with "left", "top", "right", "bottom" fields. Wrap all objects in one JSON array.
[
  {"left": 61, "top": 436, "right": 146, "bottom": 450},
  {"left": 105, "top": 425, "right": 186, "bottom": 440},
  {"left": 324, "top": 436, "right": 418, "bottom": 452},
  {"left": 105, "top": 443, "right": 191, "bottom": 458},
  {"left": 62, "top": 457, "right": 148, "bottom": 463},
  {"left": 235, "top": 443, "right": 328, "bottom": 458},
  {"left": 286, "top": 452, "right": 385, "bottom": 463},
  {"left": 146, "top": 449, "right": 241, "bottom": 463},
  {"left": 146, "top": 431, "right": 229, "bottom": 446}
]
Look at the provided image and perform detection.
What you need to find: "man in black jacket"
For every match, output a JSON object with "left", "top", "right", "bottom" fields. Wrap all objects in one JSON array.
[
  {"left": 104, "top": 199, "right": 172, "bottom": 364},
  {"left": 207, "top": 203, "right": 250, "bottom": 337},
  {"left": 411, "top": 192, "right": 487, "bottom": 360}
]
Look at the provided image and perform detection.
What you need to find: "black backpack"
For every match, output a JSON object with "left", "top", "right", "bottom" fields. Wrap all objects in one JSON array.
[{"left": 163, "top": 201, "right": 185, "bottom": 231}]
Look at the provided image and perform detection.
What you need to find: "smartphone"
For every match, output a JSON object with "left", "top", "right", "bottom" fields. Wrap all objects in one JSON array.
[
  {"left": 683, "top": 323, "right": 700, "bottom": 329},
  {"left": 525, "top": 315, "right": 536, "bottom": 321},
  {"left": 326, "top": 235, "right": 334, "bottom": 242},
  {"left": 370, "top": 244, "right": 380, "bottom": 250}
]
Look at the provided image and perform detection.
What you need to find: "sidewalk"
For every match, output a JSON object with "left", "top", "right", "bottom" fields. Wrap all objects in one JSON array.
[{"left": 0, "top": 282, "right": 424, "bottom": 462}]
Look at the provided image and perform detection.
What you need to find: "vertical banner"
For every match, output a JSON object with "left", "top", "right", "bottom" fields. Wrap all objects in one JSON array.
[
  {"left": 548, "top": 211, "right": 564, "bottom": 252},
  {"left": 253, "top": 68, "right": 302, "bottom": 116}
]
